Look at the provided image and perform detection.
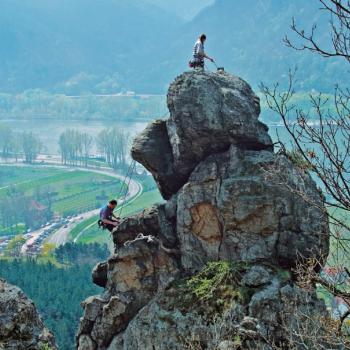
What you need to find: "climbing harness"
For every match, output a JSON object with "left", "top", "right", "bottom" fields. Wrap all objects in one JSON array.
[
  {"left": 189, "top": 59, "right": 204, "bottom": 69},
  {"left": 97, "top": 219, "right": 106, "bottom": 230}
]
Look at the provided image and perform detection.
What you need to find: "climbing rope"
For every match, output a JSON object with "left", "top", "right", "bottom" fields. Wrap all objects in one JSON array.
[
  {"left": 124, "top": 233, "right": 156, "bottom": 247},
  {"left": 204, "top": 59, "right": 223, "bottom": 73},
  {"left": 116, "top": 160, "right": 137, "bottom": 219},
  {"left": 117, "top": 160, "right": 135, "bottom": 199},
  {"left": 123, "top": 233, "right": 179, "bottom": 255}
]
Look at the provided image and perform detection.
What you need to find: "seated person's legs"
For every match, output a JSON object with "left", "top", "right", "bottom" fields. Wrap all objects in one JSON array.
[
  {"left": 105, "top": 219, "right": 119, "bottom": 232},
  {"left": 193, "top": 60, "right": 204, "bottom": 69}
]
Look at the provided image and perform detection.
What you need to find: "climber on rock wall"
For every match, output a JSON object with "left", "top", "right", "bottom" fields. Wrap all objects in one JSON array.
[{"left": 98, "top": 199, "right": 120, "bottom": 232}]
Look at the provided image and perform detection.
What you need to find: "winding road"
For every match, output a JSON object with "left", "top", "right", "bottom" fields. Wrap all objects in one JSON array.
[
  {"left": 47, "top": 166, "right": 142, "bottom": 246},
  {"left": 0, "top": 159, "right": 143, "bottom": 252}
]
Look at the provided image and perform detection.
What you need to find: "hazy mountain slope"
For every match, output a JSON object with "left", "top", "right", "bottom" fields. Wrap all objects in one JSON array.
[
  {"left": 144, "top": 0, "right": 214, "bottom": 20},
  {"left": 0, "top": 0, "right": 181, "bottom": 93},
  {"left": 0, "top": 0, "right": 346, "bottom": 93},
  {"left": 164, "top": 0, "right": 346, "bottom": 92}
]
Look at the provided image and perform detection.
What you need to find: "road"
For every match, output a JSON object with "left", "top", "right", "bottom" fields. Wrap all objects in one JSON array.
[
  {"left": 47, "top": 211, "right": 96, "bottom": 246},
  {"left": 20, "top": 224, "right": 55, "bottom": 254},
  {"left": 47, "top": 166, "right": 142, "bottom": 246},
  {"left": 1, "top": 160, "right": 143, "bottom": 252}
]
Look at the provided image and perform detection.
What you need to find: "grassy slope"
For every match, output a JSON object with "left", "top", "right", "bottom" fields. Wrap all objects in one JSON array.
[
  {"left": 0, "top": 167, "right": 64, "bottom": 192},
  {"left": 0, "top": 166, "right": 122, "bottom": 215},
  {"left": 0, "top": 165, "right": 162, "bottom": 244}
]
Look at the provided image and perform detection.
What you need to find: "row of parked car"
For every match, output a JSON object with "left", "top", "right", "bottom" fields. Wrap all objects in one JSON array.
[
  {"left": 0, "top": 214, "right": 86, "bottom": 256},
  {"left": 25, "top": 217, "right": 68, "bottom": 234},
  {"left": 0, "top": 236, "right": 10, "bottom": 253},
  {"left": 25, "top": 215, "right": 84, "bottom": 255}
]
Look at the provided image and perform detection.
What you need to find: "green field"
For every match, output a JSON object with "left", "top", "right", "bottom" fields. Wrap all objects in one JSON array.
[
  {"left": 51, "top": 177, "right": 121, "bottom": 216},
  {"left": 0, "top": 165, "right": 163, "bottom": 244},
  {"left": 0, "top": 166, "right": 63, "bottom": 192},
  {"left": 0, "top": 166, "right": 122, "bottom": 215},
  {"left": 69, "top": 215, "right": 99, "bottom": 241},
  {"left": 0, "top": 165, "right": 128, "bottom": 235}
]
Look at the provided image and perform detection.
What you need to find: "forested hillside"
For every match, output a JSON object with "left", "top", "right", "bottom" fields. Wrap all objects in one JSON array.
[
  {"left": 0, "top": 0, "right": 347, "bottom": 94},
  {"left": 0, "top": 0, "right": 180, "bottom": 93},
  {"left": 169, "top": 0, "right": 346, "bottom": 92},
  {"left": 144, "top": 0, "right": 214, "bottom": 20},
  {"left": 0, "top": 243, "right": 109, "bottom": 350}
]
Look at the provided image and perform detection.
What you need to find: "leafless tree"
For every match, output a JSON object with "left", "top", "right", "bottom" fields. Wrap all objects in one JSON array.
[
  {"left": 80, "top": 132, "right": 93, "bottom": 167},
  {"left": 261, "top": 0, "right": 350, "bottom": 337},
  {"left": 0, "top": 124, "right": 14, "bottom": 161},
  {"left": 284, "top": 0, "right": 350, "bottom": 62},
  {"left": 22, "top": 132, "right": 42, "bottom": 163},
  {"left": 96, "top": 127, "right": 130, "bottom": 170},
  {"left": 59, "top": 129, "right": 93, "bottom": 166}
]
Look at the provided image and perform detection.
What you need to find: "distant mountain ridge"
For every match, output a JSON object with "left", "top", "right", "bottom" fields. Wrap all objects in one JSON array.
[
  {"left": 0, "top": 0, "right": 347, "bottom": 93},
  {"left": 0, "top": 0, "right": 181, "bottom": 93},
  {"left": 167, "top": 0, "right": 346, "bottom": 92},
  {"left": 144, "top": 0, "right": 214, "bottom": 20}
]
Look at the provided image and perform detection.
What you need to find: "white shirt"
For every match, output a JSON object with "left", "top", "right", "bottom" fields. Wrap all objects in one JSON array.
[{"left": 193, "top": 40, "right": 205, "bottom": 62}]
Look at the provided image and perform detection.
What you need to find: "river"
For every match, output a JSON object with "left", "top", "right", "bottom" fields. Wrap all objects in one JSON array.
[
  {"left": 1, "top": 119, "right": 149, "bottom": 154},
  {"left": 1, "top": 117, "right": 291, "bottom": 155}
]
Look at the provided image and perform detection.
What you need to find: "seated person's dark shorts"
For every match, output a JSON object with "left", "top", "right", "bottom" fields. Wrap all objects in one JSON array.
[{"left": 104, "top": 220, "right": 119, "bottom": 232}]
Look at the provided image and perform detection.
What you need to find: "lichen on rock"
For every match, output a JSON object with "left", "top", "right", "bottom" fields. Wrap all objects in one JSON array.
[
  {"left": 77, "top": 70, "right": 331, "bottom": 350},
  {"left": 116, "top": 262, "right": 328, "bottom": 350},
  {"left": 132, "top": 71, "right": 273, "bottom": 199},
  {"left": 0, "top": 279, "right": 56, "bottom": 350}
]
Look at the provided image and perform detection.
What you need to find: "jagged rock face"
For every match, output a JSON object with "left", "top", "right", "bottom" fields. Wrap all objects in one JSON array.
[
  {"left": 166, "top": 71, "right": 273, "bottom": 178},
  {"left": 77, "top": 240, "right": 179, "bottom": 350},
  {"left": 132, "top": 71, "right": 273, "bottom": 199},
  {"left": 131, "top": 120, "right": 181, "bottom": 199},
  {"left": 112, "top": 202, "right": 177, "bottom": 249},
  {"left": 0, "top": 279, "right": 56, "bottom": 350},
  {"left": 177, "top": 146, "right": 329, "bottom": 271},
  {"left": 111, "top": 265, "right": 327, "bottom": 350},
  {"left": 77, "top": 71, "right": 331, "bottom": 350}
]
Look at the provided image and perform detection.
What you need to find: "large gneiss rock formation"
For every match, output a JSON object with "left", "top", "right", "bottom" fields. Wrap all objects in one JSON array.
[
  {"left": 77, "top": 71, "right": 330, "bottom": 350},
  {"left": 0, "top": 279, "right": 56, "bottom": 350},
  {"left": 132, "top": 72, "right": 273, "bottom": 199}
]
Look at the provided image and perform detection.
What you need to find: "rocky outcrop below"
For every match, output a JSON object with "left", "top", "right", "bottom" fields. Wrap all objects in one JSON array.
[
  {"left": 0, "top": 279, "right": 56, "bottom": 350},
  {"left": 113, "top": 262, "right": 328, "bottom": 350},
  {"left": 77, "top": 71, "right": 330, "bottom": 350}
]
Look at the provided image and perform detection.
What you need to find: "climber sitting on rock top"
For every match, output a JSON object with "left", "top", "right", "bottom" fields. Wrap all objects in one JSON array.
[
  {"left": 189, "top": 33, "right": 214, "bottom": 69},
  {"left": 99, "top": 199, "right": 120, "bottom": 232}
]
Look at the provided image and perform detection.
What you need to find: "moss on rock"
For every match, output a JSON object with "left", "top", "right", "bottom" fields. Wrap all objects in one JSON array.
[{"left": 162, "top": 261, "right": 265, "bottom": 318}]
